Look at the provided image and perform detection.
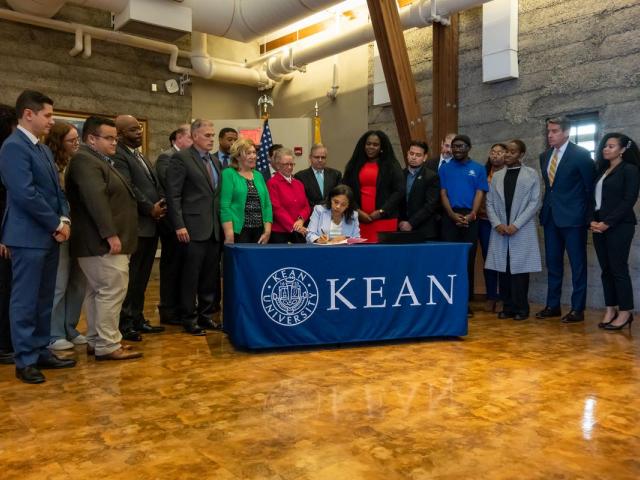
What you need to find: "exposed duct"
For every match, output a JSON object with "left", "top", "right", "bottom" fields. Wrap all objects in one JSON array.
[
  {"left": 2, "top": 0, "right": 499, "bottom": 89},
  {"left": 6, "top": 0, "right": 345, "bottom": 42},
  {"left": 265, "top": 0, "right": 492, "bottom": 81}
]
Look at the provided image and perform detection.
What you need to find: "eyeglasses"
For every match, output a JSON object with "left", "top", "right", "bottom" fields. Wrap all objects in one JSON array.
[
  {"left": 64, "top": 138, "right": 80, "bottom": 145},
  {"left": 280, "top": 162, "right": 295, "bottom": 167}
]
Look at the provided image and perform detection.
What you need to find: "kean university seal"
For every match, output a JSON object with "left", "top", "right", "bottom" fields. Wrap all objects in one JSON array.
[{"left": 261, "top": 267, "right": 319, "bottom": 326}]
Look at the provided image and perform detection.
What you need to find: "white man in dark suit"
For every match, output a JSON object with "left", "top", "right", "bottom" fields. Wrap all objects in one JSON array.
[
  {"left": 166, "top": 119, "right": 222, "bottom": 335},
  {"left": 0, "top": 90, "right": 75, "bottom": 383},
  {"left": 112, "top": 115, "right": 166, "bottom": 341},
  {"left": 426, "top": 132, "right": 456, "bottom": 172},
  {"left": 213, "top": 127, "right": 238, "bottom": 169},
  {"left": 295, "top": 144, "right": 343, "bottom": 209},
  {"left": 535, "top": 117, "right": 596, "bottom": 323},
  {"left": 155, "top": 124, "right": 191, "bottom": 326}
]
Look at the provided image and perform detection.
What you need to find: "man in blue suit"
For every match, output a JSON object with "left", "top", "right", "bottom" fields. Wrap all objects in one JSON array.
[
  {"left": 0, "top": 90, "right": 76, "bottom": 383},
  {"left": 536, "top": 117, "right": 596, "bottom": 323}
]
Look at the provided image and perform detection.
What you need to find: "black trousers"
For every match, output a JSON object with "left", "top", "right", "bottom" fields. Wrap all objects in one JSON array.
[
  {"left": 236, "top": 227, "right": 263, "bottom": 244},
  {"left": 498, "top": 254, "right": 530, "bottom": 315},
  {"left": 441, "top": 208, "right": 479, "bottom": 300},
  {"left": 269, "top": 231, "right": 306, "bottom": 244},
  {"left": 158, "top": 229, "right": 184, "bottom": 322},
  {"left": 120, "top": 235, "right": 158, "bottom": 331},
  {"left": 592, "top": 222, "right": 635, "bottom": 311},
  {"left": 0, "top": 256, "right": 12, "bottom": 352},
  {"left": 179, "top": 236, "right": 220, "bottom": 326}
]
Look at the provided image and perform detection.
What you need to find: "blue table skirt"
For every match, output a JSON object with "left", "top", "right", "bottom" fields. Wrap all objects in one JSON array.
[{"left": 223, "top": 243, "right": 470, "bottom": 349}]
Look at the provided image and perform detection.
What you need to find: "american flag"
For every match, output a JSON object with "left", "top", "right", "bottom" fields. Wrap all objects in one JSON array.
[{"left": 256, "top": 119, "right": 272, "bottom": 174}]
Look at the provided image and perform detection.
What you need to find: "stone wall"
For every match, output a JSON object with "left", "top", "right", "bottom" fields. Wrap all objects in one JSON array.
[
  {"left": 0, "top": 1, "right": 192, "bottom": 160},
  {"left": 369, "top": 0, "right": 640, "bottom": 309}
]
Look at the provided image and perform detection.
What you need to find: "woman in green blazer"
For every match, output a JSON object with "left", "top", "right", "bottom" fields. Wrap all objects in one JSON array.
[{"left": 220, "top": 138, "right": 273, "bottom": 244}]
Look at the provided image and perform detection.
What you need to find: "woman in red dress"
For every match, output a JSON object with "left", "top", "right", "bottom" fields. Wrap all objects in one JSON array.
[{"left": 342, "top": 131, "right": 404, "bottom": 243}]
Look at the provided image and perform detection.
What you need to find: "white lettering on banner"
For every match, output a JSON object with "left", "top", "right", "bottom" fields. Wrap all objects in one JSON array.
[
  {"left": 392, "top": 276, "right": 421, "bottom": 307},
  {"left": 327, "top": 278, "right": 356, "bottom": 310},
  {"left": 262, "top": 267, "right": 459, "bottom": 321},
  {"left": 364, "top": 277, "right": 386, "bottom": 308},
  {"left": 261, "top": 267, "right": 319, "bottom": 326},
  {"left": 425, "top": 275, "right": 456, "bottom": 305}
]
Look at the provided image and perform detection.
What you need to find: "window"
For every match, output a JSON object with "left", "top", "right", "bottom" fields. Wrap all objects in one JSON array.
[{"left": 568, "top": 112, "right": 600, "bottom": 159}]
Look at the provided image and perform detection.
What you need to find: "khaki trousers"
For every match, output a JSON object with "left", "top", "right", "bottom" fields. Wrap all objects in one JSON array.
[{"left": 78, "top": 255, "right": 129, "bottom": 355}]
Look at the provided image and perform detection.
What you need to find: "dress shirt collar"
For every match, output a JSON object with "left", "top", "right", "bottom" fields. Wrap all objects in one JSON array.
[
  {"left": 312, "top": 167, "right": 324, "bottom": 175},
  {"left": 194, "top": 146, "right": 210, "bottom": 158},
  {"left": 408, "top": 165, "right": 421, "bottom": 176},
  {"left": 279, "top": 172, "right": 293, "bottom": 183},
  {"left": 17, "top": 125, "right": 39, "bottom": 145},
  {"left": 555, "top": 139, "right": 570, "bottom": 156}
]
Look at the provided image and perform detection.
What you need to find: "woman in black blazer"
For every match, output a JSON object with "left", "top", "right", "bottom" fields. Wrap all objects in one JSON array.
[
  {"left": 342, "top": 130, "right": 404, "bottom": 243},
  {"left": 590, "top": 133, "right": 640, "bottom": 330}
]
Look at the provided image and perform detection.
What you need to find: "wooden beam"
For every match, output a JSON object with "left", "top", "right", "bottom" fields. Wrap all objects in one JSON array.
[
  {"left": 432, "top": 14, "right": 459, "bottom": 152},
  {"left": 367, "top": 0, "right": 427, "bottom": 160}
]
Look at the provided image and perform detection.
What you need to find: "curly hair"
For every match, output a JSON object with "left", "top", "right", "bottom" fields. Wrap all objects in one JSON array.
[
  {"left": 229, "top": 137, "right": 256, "bottom": 170},
  {"left": 343, "top": 130, "right": 398, "bottom": 187},
  {"left": 44, "top": 121, "right": 76, "bottom": 171}
]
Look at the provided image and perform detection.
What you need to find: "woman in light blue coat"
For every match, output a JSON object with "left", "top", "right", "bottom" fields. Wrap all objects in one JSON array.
[
  {"left": 306, "top": 185, "right": 360, "bottom": 244},
  {"left": 486, "top": 140, "right": 541, "bottom": 320}
]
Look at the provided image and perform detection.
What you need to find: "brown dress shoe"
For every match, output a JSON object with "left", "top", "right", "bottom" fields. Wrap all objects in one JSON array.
[{"left": 95, "top": 347, "right": 143, "bottom": 361}]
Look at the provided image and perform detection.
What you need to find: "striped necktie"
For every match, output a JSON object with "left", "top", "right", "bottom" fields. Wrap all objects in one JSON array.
[{"left": 548, "top": 150, "right": 559, "bottom": 186}]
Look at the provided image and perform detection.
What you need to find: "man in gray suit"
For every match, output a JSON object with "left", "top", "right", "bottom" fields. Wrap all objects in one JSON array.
[
  {"left": 166, "top": 119, "right": 222, "bottom": 335},
  {"left": 113, "top": 115, "right": 166, "bottom": 341},
  {"left": 155, "top": 124, "right": 191, "bottom": 326},
  {"left": 65, "top": 116, "right": 141, "bottom": 361}
]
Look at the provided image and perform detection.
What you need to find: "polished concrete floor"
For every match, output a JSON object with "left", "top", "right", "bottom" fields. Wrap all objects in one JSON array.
[{"left": 1, "top": 283, "right": 639, "bottom": 480}]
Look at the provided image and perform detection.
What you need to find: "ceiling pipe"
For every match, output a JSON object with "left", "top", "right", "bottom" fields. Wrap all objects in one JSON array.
[
  {"left": 7, "top": 0, "right": 345, "bottom": 42},
  {"left": 264, "top": 0, "right": 491, "bottom": 81}
]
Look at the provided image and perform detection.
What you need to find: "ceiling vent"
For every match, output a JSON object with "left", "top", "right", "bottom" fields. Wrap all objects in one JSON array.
[{"left": 113, "top": 0, "right": 192, "bottom": 42}]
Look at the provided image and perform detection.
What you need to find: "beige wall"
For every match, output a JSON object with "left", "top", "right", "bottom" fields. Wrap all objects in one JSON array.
[
  {"left": 270, "top": 46, "right": 369, "bottom": 172},
  {"left": 191, "top": 37, "right": 369, "bottom": 172}
]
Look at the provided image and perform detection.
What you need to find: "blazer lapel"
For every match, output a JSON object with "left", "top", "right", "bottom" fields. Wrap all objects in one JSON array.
[{"left": 190, "top": 148, "right": 214, "bottom": 191}]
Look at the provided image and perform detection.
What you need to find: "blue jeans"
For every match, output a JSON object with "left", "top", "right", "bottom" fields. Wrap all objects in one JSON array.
[
  {"left": 50, "top": 241, "right": 86, "bottom": 341},
  {"left": 478, "top": 218, "right": 500, "bottom": 300}
]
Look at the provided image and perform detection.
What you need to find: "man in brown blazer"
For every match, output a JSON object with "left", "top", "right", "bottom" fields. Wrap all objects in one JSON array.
[{"left": 65, "top": 116, "right": 141, "bottom": 361}]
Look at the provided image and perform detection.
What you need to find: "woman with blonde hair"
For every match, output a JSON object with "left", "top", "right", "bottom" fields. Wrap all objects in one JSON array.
[{"left": 220, "top": 138, "right": 272, "bottom": 244}]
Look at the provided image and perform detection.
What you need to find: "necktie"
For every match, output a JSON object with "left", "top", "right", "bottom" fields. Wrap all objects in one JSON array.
[
  {"left": 221, "top": 153, "right": 228, "bottom": 168},
  {"left": 134, "top": 150, "right": 154, "bottom": 183},
  {"left": 439, "top": 159, "right": 446, "bottom": 170},
  {"left": 202, "top": 154, "right": 218, "bottom": 188},
  {"left": 315, "top": 170, "right": 324, "bottom": 195},
  {"left": 548, "top": 150, "right": 559, "bottom": 186}
]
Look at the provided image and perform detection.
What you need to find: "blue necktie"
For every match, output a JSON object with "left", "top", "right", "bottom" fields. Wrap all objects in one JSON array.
[{"left": 315, "top": 170, "right": 324, "bottom": 195}]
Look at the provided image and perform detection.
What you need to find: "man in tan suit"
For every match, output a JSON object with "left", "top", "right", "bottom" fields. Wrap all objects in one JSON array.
[{"left": 65, "top": 116, "right": 141, "bottom": 361}]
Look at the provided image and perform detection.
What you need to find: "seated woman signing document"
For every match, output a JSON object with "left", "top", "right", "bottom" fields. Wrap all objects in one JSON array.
[{"left": 306, "top": 185, "right": 361, "bottom": 244}]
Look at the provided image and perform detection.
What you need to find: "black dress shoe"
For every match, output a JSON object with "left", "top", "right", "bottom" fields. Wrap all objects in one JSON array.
[
  {"left": 535, "top": 306, "right": 562, "bottom": 319},
  {"left": 37, "top": 354, "right": 76, "bottom": 369},
  {"left": 198, "top": 319, "right": 222, "bottom": 331},
  {"left": 16, "top": 366, "right": 45, "bottom": 384},
  {"left": 137, "top": 322, "right": 165, "bottom": 334},
  {"left": 514, "top": 313, "right": 529, "bottom": 321},
  {"left": 603, "top": 313, "right": 634, "bottom": 331},
  {"left": 498, "top": 311, "right": 515, "bottom": 319},
  {"left": 184, "top": 322, "right": 206, "bottom": 336},
  {"left": 561, "top": 310, "right": 584, "bottom": 323},
  {"left": 121, "top": 329, "right": 142, "bottom": 342},
  {"left": 598, "top": 312, "right": 618, "bottom": 328}
]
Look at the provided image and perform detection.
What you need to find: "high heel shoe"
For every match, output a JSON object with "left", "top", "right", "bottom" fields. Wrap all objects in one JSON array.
[
  {"left": 598, "top": 312, "right": 618, "bottom": 328},
  {"left": 603, "top": 313, "right": 634, "bottom": 331}
]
